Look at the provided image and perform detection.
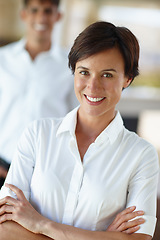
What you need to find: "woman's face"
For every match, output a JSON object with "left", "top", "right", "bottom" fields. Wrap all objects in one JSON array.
[{"left": 74, "top": 47, "right": 131, "bottom": 121}]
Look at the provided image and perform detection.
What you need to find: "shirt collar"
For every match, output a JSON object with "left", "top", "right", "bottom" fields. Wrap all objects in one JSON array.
[
  {"left": 56, "top": 106, "right": 80, "bottom": 138},
  {"left": 56, "top": 107, "right": 124, "bottom": 144},
  {"left": 98, "top": 111, "right": 124, "bottom": 144}
]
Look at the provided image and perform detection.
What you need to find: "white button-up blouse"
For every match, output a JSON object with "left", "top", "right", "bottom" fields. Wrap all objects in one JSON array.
[{"left": 0, "top": 107, "right": 159, "bottom": 237}]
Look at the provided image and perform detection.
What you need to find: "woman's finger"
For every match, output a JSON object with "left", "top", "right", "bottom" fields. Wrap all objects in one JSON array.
[
  {"left": 5, "top": 183, "right": 26, "bottom": 201},
  {"left": 0, "top": 203, "right": 15, "bottom": 223},
  {"left": 118, "top": 210, "right": 144, "bottom": 223},
  {"left": 114, "top": 209, "right": 144, "bottom": 230},
  {"left": 0, "top": 195, "right": 18, "bottom": 207},
  {"left": 117, "top": 206, "right": 136, "bottom": 217},
  {"left": 123, "top": 225, "right": 140, "bottom": 234},
  {"left": 107, "top": 206, "right": 145, "bottom": 232},
  {"left": 0, "top": 204, "right": 14, "bottom": 218},
  {"left": 111, "top": 206, "right": 136, "bottom": 226},
  {"left": 0, "top": 213, "right": 13, "bottom": 223},
  {"left": 118, "top": 217, "right": 145, "bottom": 232}
]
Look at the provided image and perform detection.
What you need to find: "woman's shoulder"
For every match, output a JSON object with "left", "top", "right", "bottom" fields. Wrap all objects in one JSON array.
[
  {"left": 123, "top": 127, "right": 158, "bottom": 157},
  {"left": 27, "top": 117, "right": 63, "bottom": 134},
  {"left": 23, "top": 108, "right": 78, "bottom": 140}
]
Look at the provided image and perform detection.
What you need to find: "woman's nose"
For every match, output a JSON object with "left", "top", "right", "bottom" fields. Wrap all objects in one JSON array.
[{"left": 87, "top": 76, "right": 101, "bottom": 91}]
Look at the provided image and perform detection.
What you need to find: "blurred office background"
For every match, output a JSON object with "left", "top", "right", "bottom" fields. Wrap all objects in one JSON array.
[{"left": 0, "top": 0, "right": 160, "bottom": 239}]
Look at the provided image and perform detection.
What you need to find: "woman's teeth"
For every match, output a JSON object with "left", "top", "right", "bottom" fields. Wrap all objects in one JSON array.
[{"left": 86, "top": 96, "right": 104, "bottom": 102}]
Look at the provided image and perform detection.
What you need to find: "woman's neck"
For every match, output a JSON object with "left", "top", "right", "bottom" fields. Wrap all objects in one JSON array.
[
  {"left": 76, "top": 109, "right": 115, "bottom": 139},
  {"left": 75, "top": 110, "right": 116, "bottom": 161}
]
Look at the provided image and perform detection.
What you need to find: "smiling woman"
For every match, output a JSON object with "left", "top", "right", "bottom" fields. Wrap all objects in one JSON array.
[
  {"left": 0, "top": 21, "right": 159, "bottom": 240},
  {"left": 74, "top": 48, "right": 131, "bottom": 128}
]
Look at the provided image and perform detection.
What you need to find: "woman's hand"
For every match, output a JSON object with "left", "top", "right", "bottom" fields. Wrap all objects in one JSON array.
[
  {"left": 0, "top": 183, "right": 46, "bottom": 234},
  {"left": 106, "top": 206, "right": 145, "bottom": 234},
  {"left": 0, "top": 184, "right": 145, "bottom": 238}
]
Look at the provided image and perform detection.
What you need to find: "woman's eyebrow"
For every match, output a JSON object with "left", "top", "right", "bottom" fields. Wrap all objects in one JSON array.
[
  {"left": 102, "top": 68, "right": 117, "bottom": 72},
  {"left": 76, "top": 66, "right": 89, "bottom": 70},
  {"left": 76, "top": 66, "right": 117, "bottom": 72}
]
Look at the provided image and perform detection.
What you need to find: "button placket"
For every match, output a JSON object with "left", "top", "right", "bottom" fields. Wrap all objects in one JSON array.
[
  {"left": 62, "top": 163, "right": 84, "bottom": 225},
  {"left": 62, "top": 137, "right": 84, "bottom": 225}
]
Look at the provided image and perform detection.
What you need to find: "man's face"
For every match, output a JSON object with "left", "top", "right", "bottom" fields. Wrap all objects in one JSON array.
[{"left": 21, "top": 0, "right": 61, "bottom": 42}]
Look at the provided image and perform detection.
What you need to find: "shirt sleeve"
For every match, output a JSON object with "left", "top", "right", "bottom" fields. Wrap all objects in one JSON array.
[
  {"left": 0, "top": 121, "right": 37, "bottom": 201},
  {"left": 126, "top": 144, "right": 159, "bottom": 237},
  {"left": 157, "top": 173, "right": 160, "bottom": 197}
]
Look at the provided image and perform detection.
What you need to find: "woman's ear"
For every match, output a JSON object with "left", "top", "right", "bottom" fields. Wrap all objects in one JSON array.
[{"left": 123, "top": 77, "right": 133, "bottom": 89}]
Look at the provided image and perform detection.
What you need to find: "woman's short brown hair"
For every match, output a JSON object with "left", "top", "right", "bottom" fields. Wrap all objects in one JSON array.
[{"left": 68, "top": 21, "right": 139, "bottom": 83}]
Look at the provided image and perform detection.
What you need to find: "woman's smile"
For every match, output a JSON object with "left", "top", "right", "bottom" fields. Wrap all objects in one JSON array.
[{"left": 85, "top": 95, "right": 105, "bottom": 104}]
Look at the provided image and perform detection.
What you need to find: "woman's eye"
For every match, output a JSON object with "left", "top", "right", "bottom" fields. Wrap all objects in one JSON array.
[
  {"left": 80, "top": 71, "right": 88, "bottom": 76},
  {"left": 103, "top": 73, "right": 112, "bottom": 78}
]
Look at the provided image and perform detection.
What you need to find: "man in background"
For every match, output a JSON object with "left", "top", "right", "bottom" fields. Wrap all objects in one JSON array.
[{"left": 0, "top": 0, "right": 78, "bottom": 187}]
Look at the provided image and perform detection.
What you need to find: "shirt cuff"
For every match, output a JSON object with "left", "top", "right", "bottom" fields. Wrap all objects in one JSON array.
[{"left": 136, "top": 215, "right": 157, "bottom": 237}]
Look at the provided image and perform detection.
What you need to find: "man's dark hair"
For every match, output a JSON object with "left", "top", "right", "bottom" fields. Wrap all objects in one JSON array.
[{"left": 24, "top": 0, "right": 60, "bottom": 7}]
